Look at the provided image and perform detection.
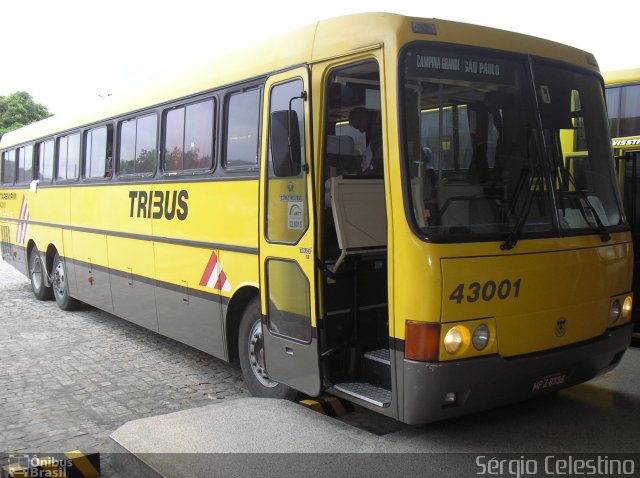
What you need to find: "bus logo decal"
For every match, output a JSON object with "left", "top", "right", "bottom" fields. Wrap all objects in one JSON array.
[
  {"left": 555, "top": 318, "right": 567, "bottom": 337},
  {"left": 199, "top": 251, "right": 231, "bottom": 292},
  {"left": 16, "top": 195, "right": 30, "bottom": 244},
  {"left": 612, "top": 138, "right": 640, "bottom": 147}
]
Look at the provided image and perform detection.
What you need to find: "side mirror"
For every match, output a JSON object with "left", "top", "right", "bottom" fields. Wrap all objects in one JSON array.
[{"left": 270, "top": 109, "right": 302, "bottom": 177}]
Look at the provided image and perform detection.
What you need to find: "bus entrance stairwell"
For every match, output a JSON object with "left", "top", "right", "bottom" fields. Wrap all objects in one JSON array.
[{"left": 317, "top": 59, "right": 393, "bottom": 410}]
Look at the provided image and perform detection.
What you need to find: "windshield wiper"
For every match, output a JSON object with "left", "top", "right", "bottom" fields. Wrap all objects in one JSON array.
[
  {"left": 562, "top": 190, "right": 611, "bottom": 242},
  {"left": 501, "top": 173, "right": 542, "bottom": 250},
  {"left": 561, "top": 168, "right": 611, "bottom": 242}
]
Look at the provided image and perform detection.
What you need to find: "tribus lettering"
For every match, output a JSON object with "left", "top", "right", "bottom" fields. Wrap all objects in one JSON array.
[{"left": 129, "top": 190, "right": 189, "bottom": 220}]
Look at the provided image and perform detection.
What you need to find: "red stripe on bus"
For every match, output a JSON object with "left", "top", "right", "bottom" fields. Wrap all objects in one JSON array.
[{"left": 199, "top": 251, "right": 218, "bottom": 287}]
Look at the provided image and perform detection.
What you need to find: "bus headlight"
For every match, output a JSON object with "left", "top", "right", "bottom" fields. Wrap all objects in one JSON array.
[
  {"left": 444, "top": 326, "right": 464, "bottom": 354},
  {"left": 622, "top": 296, "right": 633, "bottom": 322},
  {"left": 610, "top": 300, "right": 621, "bottom": 323},
  {"left": 472, "top": 324, "right": 490, "bottom": 351}
]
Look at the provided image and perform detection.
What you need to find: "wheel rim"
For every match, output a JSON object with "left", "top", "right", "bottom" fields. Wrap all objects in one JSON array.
[
  {"left": 52, "top": 261, "right": 66, "bottom": 298},
  {"left": 248, "top": 319, "right": 278, "bottom": 388},
  {"left": 31, "top": 256, "right": 43, "bottom": 290}
]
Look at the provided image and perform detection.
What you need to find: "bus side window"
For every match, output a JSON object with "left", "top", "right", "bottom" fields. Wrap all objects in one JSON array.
[
  {"left": 224, "top": 88, "right": 261, "bottom": 170},
  {"left": 118, "top": 114, "right": 157, "bottom": 177},
  {"left": 16, "top": 145, "right": 34, "bottom": 184},
  {"left": 162, "top": 99, "right": 215, "bottom": 174},
  {"left": 37, "top": 139, "right": 55, "bottom": 182},
  {"left": 1, "top": 150, "right": 16, "bottom": 185},
  {"left": 84, "top": 125, "right": 113, "bottom": 179},
  {"left": 56, "top": 133, "right": 80, "bottom": 181}
]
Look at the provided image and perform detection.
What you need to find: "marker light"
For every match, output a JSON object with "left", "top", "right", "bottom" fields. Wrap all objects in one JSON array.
[
  {"left": 622, "top": 296, "right": 633, "bottom": 322},
  {"left": 472, "top": 324, "right": 490, "bottom": 351},
  {"left": 444, "top": 326, "right": 464, "bottom": 354},
  {"left": 411, "top": 22, "right": 437, "bottom": 35},
  {"left": 405, "top": 322, "right": 440, "bottom": 361},
  {"left": 585, "top": 53, "right": 599, "bottom": 68},
  {"left": 610, "top": 300, "right": 621, "bottom": 323}
]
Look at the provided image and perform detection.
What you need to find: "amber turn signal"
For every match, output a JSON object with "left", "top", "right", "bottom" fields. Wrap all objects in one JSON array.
[{"left": 405, "top": 322, "right": 440, "bottom": 361}]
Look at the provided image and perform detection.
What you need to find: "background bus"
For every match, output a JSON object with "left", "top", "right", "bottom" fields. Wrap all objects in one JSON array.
[
  {"left": 605, "top": 69, "right": 640, "bottom": 336},
  {"left": 0, "top": 13, "right": 633, "bottom": 424},
  {"left": 569, "top": 68, "right": 640, "bottom": 335}
]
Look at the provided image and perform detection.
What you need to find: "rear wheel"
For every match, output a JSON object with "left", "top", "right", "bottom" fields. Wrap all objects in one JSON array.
[
  {"left": 51, "top": 253, "right": 80, "bottom": 311},
  {"left": 29, "top": 247, "right": 53, "bottom": 301},
  {"left": 238, "top": 297, "right": 297, "bottom": 399}
]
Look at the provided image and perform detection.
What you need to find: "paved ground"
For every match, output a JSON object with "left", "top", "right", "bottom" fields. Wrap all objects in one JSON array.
[{"left": 0, "top": 259, "right": 249, "bottom": 475}]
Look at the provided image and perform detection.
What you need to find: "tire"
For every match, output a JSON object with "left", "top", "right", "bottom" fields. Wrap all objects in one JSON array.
[
  {"left": 238, "top": 297, "right": 298, "bottom": 400},
  {"left": 29, "top": 247, "right": 53, "bottom": 301},
  {"left": 51, "top": 253, "right": 80, "bottom": 311}
]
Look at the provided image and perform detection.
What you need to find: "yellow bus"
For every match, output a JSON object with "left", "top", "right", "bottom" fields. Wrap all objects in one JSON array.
[
  {"left": 0, "top": 13, "right": 633, "bottom": 424},
  {"left": 604, "top": 68, "right": 640, "bottom": 336}
]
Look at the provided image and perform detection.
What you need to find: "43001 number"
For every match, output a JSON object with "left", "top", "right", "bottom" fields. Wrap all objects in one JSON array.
[{"left": 449, "top": 279, "right": 521, "bottom": 304}]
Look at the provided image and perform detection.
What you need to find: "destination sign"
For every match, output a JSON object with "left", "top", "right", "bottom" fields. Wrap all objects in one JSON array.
[{"left": 405, "top": 50, "right": 515, "bottom": 85}]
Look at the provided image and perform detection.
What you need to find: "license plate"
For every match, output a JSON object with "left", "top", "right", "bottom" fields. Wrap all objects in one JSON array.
[{"left": 532, "top": 372, "right": 567, "bottom": 393}]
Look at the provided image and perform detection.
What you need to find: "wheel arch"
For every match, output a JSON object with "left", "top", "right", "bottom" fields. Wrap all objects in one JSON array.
[
  {"left": 26, "top": 239, "right": 37, "bottom": 262},
  {"left": 225, "top": 285, "right": 259, "bottom": 363},
  {"left": 27, "top": 240, "right": 50, "bottom": 286},
  {"left": 45, "top": 243, "right": 60, "bottom": 275}
]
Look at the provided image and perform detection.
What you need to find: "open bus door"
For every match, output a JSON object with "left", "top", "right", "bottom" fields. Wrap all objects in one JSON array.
[{"left": 258, "top": 67, "right": 322, "bottom": 395}]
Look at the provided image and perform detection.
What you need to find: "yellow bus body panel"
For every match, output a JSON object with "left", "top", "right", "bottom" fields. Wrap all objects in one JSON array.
[
  {"left": 440, "top": 241, "right": 631, "bottom": 357},
  {"left": 392, "top": 228, "right": 632, "bottom": 344},
  {"left": 603, "top": 68, "right": 640, "bottom": 87}
]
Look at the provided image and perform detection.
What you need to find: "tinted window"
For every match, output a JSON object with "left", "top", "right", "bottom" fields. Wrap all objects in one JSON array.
[
  {"left": 85, "top": 125, "right": 113, "bottom": 179},
  {"left": 605, "top": 87, "right": 620, "bottom": 137},
  {"left": 38, "top": 140, "right": 54, "bottom": 181},
  {"left": 17, "top": 145, "right": 33, "bottom": 184},
  {"left": 1, "top": 150, "right": 16, "bottom": 184},
  {"left": 56, "top": 133, "right": 80, "bottom": 181},
  {"left": 225, "top": 89, "right": 261, "bottom": 168},
  {"left": 163, "top": 99, "right": 214, "bottom": 173},
  {"left": 605, "top": 84, "right": 640, "bottom": 138},
  {"left": 620, "top": 84, "right": 640, "bottom": 138},
  {"left": 119, "top": 114, "right": 157, "bottom": 176}
]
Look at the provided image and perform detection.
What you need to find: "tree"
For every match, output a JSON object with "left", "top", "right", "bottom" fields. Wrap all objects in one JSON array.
[{"left": 0, "top": 92, "right": 51, "bottom": 136}]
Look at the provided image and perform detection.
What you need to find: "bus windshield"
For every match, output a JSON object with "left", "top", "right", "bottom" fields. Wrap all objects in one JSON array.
[{"left": 401, "top": 46, "right": 623, "bottom": 242}]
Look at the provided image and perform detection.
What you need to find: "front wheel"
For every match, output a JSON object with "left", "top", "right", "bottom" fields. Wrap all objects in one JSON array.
[
  {"left": 238, "top": 297, "right": 297, "bottom": 399},
  {"left": 29, "top": 247, "right": 53, "bottom": 301},
  {"left": 51, "top": 253, "right": 80, "bottom": 311}
]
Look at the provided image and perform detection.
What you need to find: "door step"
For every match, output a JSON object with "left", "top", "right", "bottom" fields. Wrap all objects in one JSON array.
[
  {"left": 364, "top": 348, "right": 390, "bottom": 364},
  {"left": 362, "top": 348, "right": 391, "bottom": 390},
  {"left": 333, "top": 382, "right": 392, "bottom": 408}
]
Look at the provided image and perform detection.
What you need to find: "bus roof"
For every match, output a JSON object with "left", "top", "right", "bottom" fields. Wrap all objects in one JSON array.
[
  {"left": 1, "top": 12, "right": 599, "bottom": 149},
  {"left": 603, "top": 68, "right": 640, "bottom": 87}
]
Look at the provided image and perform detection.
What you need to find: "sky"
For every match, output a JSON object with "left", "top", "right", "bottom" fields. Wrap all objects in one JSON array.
[{"left": 1, "top": 0, "right": 638, "bottom": 116}]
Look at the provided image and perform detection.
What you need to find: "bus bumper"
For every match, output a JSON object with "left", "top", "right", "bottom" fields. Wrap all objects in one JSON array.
[{"left": 400, "top": 323, "right": 632, "bottom": 425}]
